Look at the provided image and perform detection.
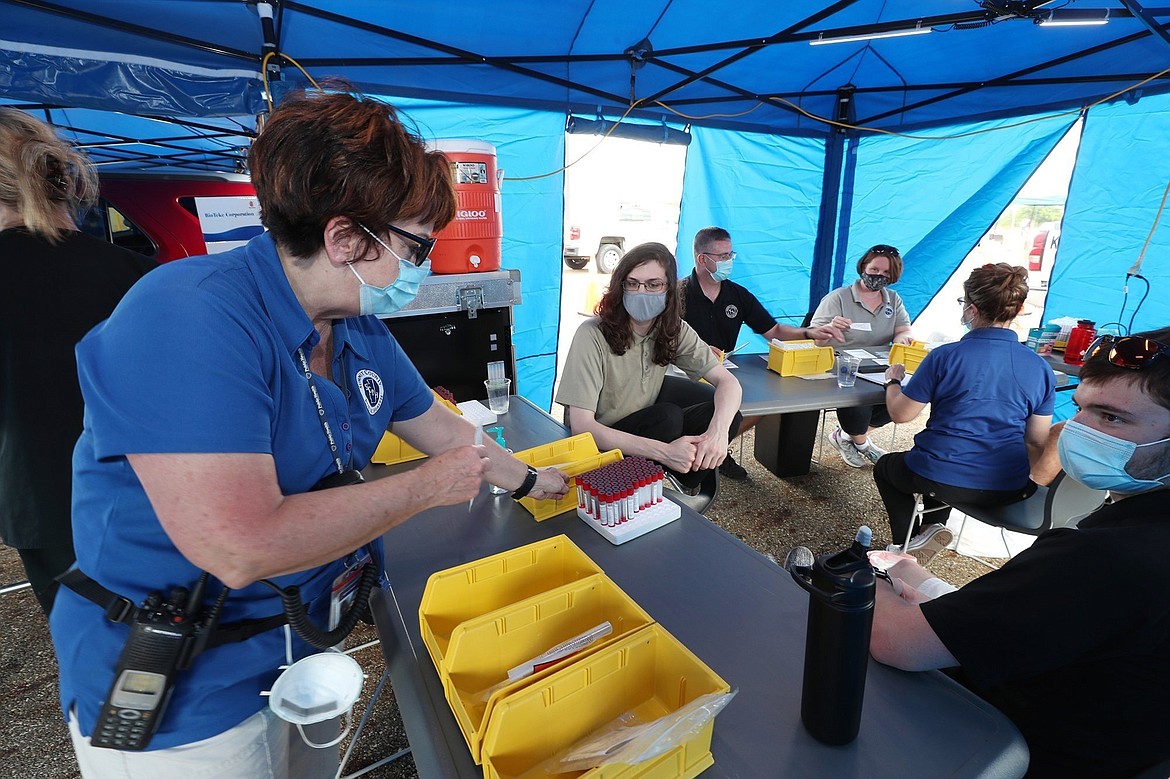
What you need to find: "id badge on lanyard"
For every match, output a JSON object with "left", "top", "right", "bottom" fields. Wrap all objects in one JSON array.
[{"left": 329, "top": 548, "right": 372, "bottom": 631}]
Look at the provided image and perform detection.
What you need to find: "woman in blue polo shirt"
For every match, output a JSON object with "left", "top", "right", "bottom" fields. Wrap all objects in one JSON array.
[
  {"left": 875, "top": 263, "right": 1054, "bottom": 563},
  {"left": 51, "top": 90, "right": 567, "bottom": 778}
]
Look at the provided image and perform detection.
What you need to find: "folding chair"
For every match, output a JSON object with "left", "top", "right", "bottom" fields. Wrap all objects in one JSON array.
[{"left": 902, "top": 471, "right": 1107, "bottom": 569}]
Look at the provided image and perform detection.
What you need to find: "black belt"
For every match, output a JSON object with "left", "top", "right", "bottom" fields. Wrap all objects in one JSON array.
[{"left": 57, "top": 567, "right": 287, "bottom": 649}]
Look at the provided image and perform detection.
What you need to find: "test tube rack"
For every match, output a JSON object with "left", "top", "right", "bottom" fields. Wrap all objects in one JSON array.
[{"left": 574, "top": 457, "right": 681, "bottom": 545}]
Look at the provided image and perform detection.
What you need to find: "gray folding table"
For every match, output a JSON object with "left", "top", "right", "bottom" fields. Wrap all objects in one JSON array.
[{"left": 366, "top": 395, "right": 1028, "bottom": 778}]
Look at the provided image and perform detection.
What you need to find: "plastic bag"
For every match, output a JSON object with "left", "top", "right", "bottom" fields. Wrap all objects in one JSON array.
[{"left": 540, "top": 689, "right": 737, "bottom": 775}]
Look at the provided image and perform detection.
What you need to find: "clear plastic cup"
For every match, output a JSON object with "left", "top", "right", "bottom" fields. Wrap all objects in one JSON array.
[
  {"left": 836, "top": 355, "right": 862, "bottom": 389},
  {"left": 484, "top": 378, "right": 511, "bottom": 414}
]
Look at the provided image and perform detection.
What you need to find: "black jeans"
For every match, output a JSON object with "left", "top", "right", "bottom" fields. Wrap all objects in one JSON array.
[
  {"left": 836, "top": 403, "right": 892, "bottom": 437},
  {"left": 873, "top": 451, "right": 1037, "bottom": 544},
  {"left": 611, "top": 376, "right": 741, "bottom": 489}
]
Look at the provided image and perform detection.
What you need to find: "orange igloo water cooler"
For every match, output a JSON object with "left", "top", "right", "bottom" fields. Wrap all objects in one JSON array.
[{"left": 429, "top": 139, "right": 502, "bottom": 274}]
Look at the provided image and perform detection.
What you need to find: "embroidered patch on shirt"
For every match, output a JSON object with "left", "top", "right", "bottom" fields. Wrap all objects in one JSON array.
[
  {"left": 356, "top": 369, "right": 384, "bottom": 415},
  {"left": 724, "top": 304, "right": 739, "bottom": 319},
  {"left": 882, "top": 304, "right": 894, "bottom": 318}
]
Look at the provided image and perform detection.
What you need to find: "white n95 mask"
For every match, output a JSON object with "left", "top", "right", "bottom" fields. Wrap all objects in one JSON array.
[{"left": 267, "top": 650, "right": 365, "bottom": 748}]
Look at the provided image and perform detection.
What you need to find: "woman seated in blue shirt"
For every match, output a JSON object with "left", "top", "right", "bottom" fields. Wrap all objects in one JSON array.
[{"left": 875, "top": 263, "right": 1054, "bottom": 563}]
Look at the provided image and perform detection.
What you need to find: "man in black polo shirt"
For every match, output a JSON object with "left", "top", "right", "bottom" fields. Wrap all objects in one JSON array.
[
  {"left": 869, "top": 328, "right": 1170, "bottom": 778},
  {"left": 681, "top": 226, "right": 843, "bottom": 479}
]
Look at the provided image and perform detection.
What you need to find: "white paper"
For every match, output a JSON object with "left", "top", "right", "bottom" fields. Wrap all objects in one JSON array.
[
  {"left": 857, "top": 371, "right": 912, "bottom": 386},
  {"left": 721, "top": 358, "right": 738, "bottom": 369},
  {"left": 849, "top": 322, "right": 873, "bottom": 332},
  {"left": 843, "top": 349, "right": 876, "bottom": 359}
]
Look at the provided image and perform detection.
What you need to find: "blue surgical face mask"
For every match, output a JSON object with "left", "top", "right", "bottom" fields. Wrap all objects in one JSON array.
[
  {"left": 860, "top": 273, "right": 890, "bottom": 291},
  {"left": 1057, "top": 419, "right": 1170, "bottom": 493},
  {"left": 349, "top": 229, "right": 430, "bottom": 318},
  {"left": 623, "top": 290, "right": 667, "bottom": 323},
  {"left": 710, "top": 257, "right": 733, "bottom": 282},
  {"left": 959, "top": 303, "right": 974, "bottom": 332}
]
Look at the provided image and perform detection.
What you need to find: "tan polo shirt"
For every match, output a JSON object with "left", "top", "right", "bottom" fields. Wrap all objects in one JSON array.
[
  {"left": 556, "top": 317, "right": 718, "bottom": 426},
  {"left": 810, "top": 282, "right": 910, "bottom": 348}
]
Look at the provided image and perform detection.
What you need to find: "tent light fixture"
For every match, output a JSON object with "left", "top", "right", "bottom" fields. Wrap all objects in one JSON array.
[
  {"left": 1038, "top": 8, "right": 1110, "bottom": 26},
  {"left": 810, "top": 23, "right": 932, "bottom": 46}
]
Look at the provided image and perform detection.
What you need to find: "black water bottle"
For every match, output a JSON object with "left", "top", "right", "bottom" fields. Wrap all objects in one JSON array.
[{"left": 790, "top": 526, "right": 876, "bottom": 745}]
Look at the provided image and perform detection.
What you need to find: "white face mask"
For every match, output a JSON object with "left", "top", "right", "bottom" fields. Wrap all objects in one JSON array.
[{"left": 267, "top": 650, "right": 365, "bottom": 748}]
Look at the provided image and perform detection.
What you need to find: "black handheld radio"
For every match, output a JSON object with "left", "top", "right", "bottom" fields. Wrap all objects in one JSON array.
[{"left": 91, "top": 576, "right": 217, "bottom": 750}]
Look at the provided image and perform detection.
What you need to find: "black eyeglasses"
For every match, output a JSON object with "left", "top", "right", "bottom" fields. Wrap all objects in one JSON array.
[
  {"left": 956, "top": 297, "right": 969, "bottom": 307},
  {"left": 1084, "top": 335, "right": 1170, "bottom": 370},
  {"left": 385, "top": 223, "right": 435, "bottom": 266},
  {"left": 622, "top": 278, "right": 668, "bottom": 293},
  {"left": 701, "top": 250, "right": 737, "bottom": 262},
  {"left": 869, "top": 244, "right": 901, "bottom": 258}
]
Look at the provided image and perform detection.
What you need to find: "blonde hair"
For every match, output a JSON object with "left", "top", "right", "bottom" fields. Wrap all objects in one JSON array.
[{"left": 0, "top": 108, "right": 99, "bottom": 242}]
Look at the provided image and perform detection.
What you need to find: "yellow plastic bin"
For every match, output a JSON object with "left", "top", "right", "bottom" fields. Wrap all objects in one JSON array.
[
  {"left": 418, "top": 536, "right": 603, "bottom": 670},
  {"left": 888, "top": 341, "right": 930, "bottom": 374},
  {"left": 442, "top": 573, "right": 655, "bottom": 763},
  {"left": 480, "top": 623, "right": 731, "bottom": 779},
  {"left": 513, "top": 433, "right": 623, "bottom": 522},
  {"left": 371, "top": 391, "right": 461, "bottom": 465},
  {"left": 765, "top": 339, "right": 834, "bottom": 377}
]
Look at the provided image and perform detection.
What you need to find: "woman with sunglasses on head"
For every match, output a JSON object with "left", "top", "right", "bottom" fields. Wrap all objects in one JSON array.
[
  {"left": 809, "top": 244, "right": 914, "bottom": 468},
  {"left": 556, "top": 242, "right": 743, "bottom": 494},
  {"left": 51, "top": 89, "right": 567, "bottom": 779},
  {"left": 874, "top": 262, "right": 1054, "bottom": 563}
]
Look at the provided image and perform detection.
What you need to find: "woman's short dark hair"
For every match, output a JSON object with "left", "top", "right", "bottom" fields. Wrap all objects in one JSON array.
[
  {"left": 596, "top": 242, "right": 682, "bottom": 366},
  {"left": 856, "top": 244, "right": 904, "bottom": 284},
  {"left": 1079, "top": 326, "right": 1170, "bottom": 414},
  {"left": 249, "top": 88, "right": 456, "bottom": 259},
  {"left": 962, "top": 263, "right": 1029, "bottom": 325}
]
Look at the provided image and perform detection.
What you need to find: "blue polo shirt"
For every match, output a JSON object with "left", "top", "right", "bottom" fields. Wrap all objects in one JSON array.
[
  {"left": 50, "top": 233, "right": 433, "bottom": 749},
  {"left": 902, "top": 328, "right": 1054, "bottom": 490}
]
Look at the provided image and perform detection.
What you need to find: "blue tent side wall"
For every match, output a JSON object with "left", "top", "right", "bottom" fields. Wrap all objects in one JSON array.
[
  {"left": 845, "top": 114, "right": 1079, "bottom": 320},
  {"left": 1045, "top": 92, "right": 1170, "bottom": 337},
  {"left": 393, "top": 97, "right": 566, "bottom": 410}
]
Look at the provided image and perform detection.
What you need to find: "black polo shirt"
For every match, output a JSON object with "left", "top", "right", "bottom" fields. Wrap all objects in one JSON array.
[
  {"left": 680, "top": 269, "right": 777, "bottom": 353},
  {"left": 921, "top": 490, "right": 1170, "bottom": 777}
]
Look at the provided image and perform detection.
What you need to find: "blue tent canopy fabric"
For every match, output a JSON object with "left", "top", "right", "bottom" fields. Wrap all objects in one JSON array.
[{"left": 3, "top": 0, "right": 1170, "bottom": 406}]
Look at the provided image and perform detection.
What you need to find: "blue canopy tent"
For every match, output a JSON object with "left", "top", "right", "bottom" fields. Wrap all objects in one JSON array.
[{"left": 3, "top": 0, "right": 1170, "bottom": 407}]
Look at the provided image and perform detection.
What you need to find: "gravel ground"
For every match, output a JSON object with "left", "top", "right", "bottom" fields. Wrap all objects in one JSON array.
[{"left": 1, "top": 411, "right": 997, "bottom": 778}]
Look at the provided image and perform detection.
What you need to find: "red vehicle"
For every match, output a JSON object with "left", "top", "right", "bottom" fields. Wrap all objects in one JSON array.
[
  {"left": 1026, "top": 228, "right": 1059, "bottom": 272},
  {"left": 86, "top": 172, "right": 261, "bottom": 263}
]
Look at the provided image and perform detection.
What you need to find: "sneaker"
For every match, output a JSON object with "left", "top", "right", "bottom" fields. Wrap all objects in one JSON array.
[
  {"left": 719, "top": 452, "right": 748, "bottom": 481},
  {"left": 829, "top": 428, "right": 866, "bottom": 468},
  {"left": 782, "top": 546, "right": 815, "bottom": 573},
  {"left": 856, "top": 439, "right": 888, "bottom": 465},
  {"left": 905, "top": 523, "right": 954, "bottom": 566}
]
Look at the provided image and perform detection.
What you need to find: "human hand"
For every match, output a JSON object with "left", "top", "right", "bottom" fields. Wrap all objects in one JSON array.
[
  {"left": 831, "top": 316, "right": 852, "bottom": 332},
  {"left": 528, "top": 468, "right": 570, "bottom": 501},
  {"left": 893, "top": 334, "right": 915, "bottom": 345},
  {"left": 418, "top": 445, "right": 489, "bottom": 506},
  {"left": 885, "top": 363, "right": 907, "bottom": 383},
  {"left": 710, "top": 345, "right": 724, "bottom": 360},
  {"left": 660, "top": 436, "right": 700, "bottom": 473},
  {"left": 869, "top": 550, "right": 930, "bottom": 588},
  {"left": 691, "top": 432, "right": 729, "bottom": 471},
  {"left": 809, "top": 322, "right": 847, "bottom": 343}
]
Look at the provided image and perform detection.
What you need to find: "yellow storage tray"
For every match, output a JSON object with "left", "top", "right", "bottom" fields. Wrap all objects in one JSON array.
[
  {"left": 371, "top": 390, "right": 461, "bottom": 465},
  {"left": 480, "top": 623, "right": 731, "bottom": 779},
  {"left": 442, "top": 573, "right": 655, "bottom": 763},
  {"left": 765, "top": 339, "right": 834, "bottom": 377},
  {"left": 419, "top": 536, "right": 603, "bottom": 671},
  {"left": 888, "top": 341, "right": 930, "bottom": 374},
  {"left": 513, "top": 433, "right": 623, "bottom": 522}
]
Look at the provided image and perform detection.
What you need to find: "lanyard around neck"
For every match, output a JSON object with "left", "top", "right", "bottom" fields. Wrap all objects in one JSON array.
[{"left": 296, "top": 347, "right": 348, "bottom": 475}]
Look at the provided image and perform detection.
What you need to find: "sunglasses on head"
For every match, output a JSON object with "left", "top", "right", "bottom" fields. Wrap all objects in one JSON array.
[
  {"left": 1084, "top": 334, "right": 1170, "bottom": 369},
  {"left": 868, "top": 244, "right": 900, "bottom": 258}
]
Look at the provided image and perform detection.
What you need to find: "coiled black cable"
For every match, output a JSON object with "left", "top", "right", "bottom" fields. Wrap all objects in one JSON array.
[{"left": 259, "top": 561, "right": 377, "bottom": 649}]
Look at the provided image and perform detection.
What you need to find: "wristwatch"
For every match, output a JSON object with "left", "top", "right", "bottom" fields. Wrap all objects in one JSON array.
[
  {"left": 884, "top": 378, "right": 901, "bottom": 388},
  {"left": 511, "top": 465, "right": 540, "bottom": 500}
]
